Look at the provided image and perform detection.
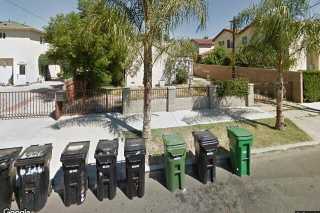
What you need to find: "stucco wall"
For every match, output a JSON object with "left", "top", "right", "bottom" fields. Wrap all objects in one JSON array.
[
  {"left": 199, "top": 46, "right": 214, "bottom": 55},
  {"left": 125, "top": 47, "right": 168, "bottom": 87},
  {"left": 213, "top": 31, "right": 233, "bottom": 54},
  {"left": 194, "top": 64, "right": 304, "bottom": 103}
]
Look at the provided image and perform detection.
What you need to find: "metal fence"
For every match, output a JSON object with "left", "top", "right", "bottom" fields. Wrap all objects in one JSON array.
[
  {"left": 176, "top": 86, "right": 208, "bottom": 98},
  {"left": 63, "top": 88, "right": 123, "bottom": 115},
  {"left": 0, "top": 90, "right": 56, "bottom": 119},
  {"left": 129, "top": 88, "right": 168, "bottom": 100},
  {"left": 254, "top": 82, "right": 293, "bottom": 102}
]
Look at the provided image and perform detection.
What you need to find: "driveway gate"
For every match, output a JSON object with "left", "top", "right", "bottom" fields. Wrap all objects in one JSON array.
[{"left": 0, "top": 90, "right": 56, "bottom": 119}]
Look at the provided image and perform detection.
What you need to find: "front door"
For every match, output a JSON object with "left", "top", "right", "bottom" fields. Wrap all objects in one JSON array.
[{"left": 15, "top": 64, "right": 27, "bottom": 85}]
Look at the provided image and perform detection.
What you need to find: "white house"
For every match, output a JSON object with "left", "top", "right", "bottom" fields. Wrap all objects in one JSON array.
[
  {"left": 0, "top": 21, "right": 59, "bottom": 86},
  {"left": 125, "top": 47, "right": 193, "bottom": 87}
]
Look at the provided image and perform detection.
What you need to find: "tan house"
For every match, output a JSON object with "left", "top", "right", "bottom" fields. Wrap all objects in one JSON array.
[
  {"left": 212, "top": 24, "right": 254, "bottom": 55},
  {"left": 212, "top": 23, "right": 319, "bottom": 71}
]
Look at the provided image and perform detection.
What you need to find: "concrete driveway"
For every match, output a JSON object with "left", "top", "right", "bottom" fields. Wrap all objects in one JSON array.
[{"left": 8, "top": 145, "right": 320, "bottom": 213}]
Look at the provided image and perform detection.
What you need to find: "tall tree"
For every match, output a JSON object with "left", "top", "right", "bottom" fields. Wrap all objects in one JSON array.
[
  {"left": 239, "top": 0, "right": 320, "bottom": 130},
  {"left": 106, "top": 0, "right": 208, "bottom": 143},
  {"left": 45, "top": 0, "right": 135, "bottom": 88}
]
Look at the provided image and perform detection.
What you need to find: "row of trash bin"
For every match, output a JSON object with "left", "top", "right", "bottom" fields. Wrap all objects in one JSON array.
[
  {"left": 0, "top": 127, "right": 253, "bottom": 212},
  {"left": 0, "top": 138, "right": 147, "bottom": 212}
]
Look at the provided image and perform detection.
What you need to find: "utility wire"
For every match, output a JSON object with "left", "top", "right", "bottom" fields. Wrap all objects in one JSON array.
[
  {"left": 4, "top": 0, "right": 48, "bottom": 23},
  {"left": 310, "top": 0, "right": 320, "bottom": 9}
]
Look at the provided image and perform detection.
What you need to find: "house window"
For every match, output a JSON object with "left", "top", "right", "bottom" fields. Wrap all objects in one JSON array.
[
  {"left": 227, "top": 40, "right": 233, "bottom": 48},
  {"left": 19, "top": 65, "right": 26, "bottom": 75},
  {"left": 218, "top": 41, "right": 224, "bottom": 47},
  {"left": 0, "top": 32, "right": 6, "bottom": 39},
  {"left": 242, "top": 36, "right": 248, "bottom": 45}
]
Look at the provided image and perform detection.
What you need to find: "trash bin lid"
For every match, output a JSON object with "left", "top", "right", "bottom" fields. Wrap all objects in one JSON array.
[
  {"left": 162, "top": 134, "right": 186, "bottom": 147},
  {"left": 192, "top": 130, "right": 219, "bottom": 146},
  {"left": 0, "top": 147, "right": 22, "bottom": 171},
  {"left": 95, "top": 139, "right": 119, "bottom": 158},
  {"left": 228, "top": 127, "right": 253, "bottom": 140},
  {"left": 124, "top": 138, "right": 146, "bottom": 156},
  {"left": 166, "top": 144, "right": 186, "bottom": 157},
  {"left": 60, "top": 141, "right": 90, "bottom": 162},
  {"left": 15, "top": 144, "right": 52, "bottom": 166}
]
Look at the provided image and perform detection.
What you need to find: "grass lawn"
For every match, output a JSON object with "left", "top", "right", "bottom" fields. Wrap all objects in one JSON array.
[{"left": 144, "top": 118, "right": 312, "bottom": 155}]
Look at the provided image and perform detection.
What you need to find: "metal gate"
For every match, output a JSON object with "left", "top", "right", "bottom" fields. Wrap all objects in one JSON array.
[
  {"left": 63, "top": 88, "right": 123, "bottom": 115},
  {"left": 0, "top": 90, "right": 56, "bottom": 119}
]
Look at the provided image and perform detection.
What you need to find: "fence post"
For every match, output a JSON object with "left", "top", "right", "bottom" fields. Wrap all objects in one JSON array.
[
  {"left": 167, "top": 86, "right": 176, "bottom": 112},
  {"left": 122, "top": 87, "right": 130, "bottom": 115},
  {"left": 246, "top": 83, "right": 254, "bottom": 107},
  {"left": 54, "top": 90, "right": 66, "bottom": 120},
  {"left": 208, "top": 85, "right": 218, "bottom": 109}
]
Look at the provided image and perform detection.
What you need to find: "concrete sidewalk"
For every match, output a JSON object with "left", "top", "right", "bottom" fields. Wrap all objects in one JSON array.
[
  {"left": 257, "top": 102, "right": 320, "bottom": 141},
  {"left": 0, "top": 107, "right": 273, "bottom": 178}
]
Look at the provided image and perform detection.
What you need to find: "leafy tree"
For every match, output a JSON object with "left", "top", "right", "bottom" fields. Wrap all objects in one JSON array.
[
  {"left": 236, "top": 43, "right": 277, "bottom": 68},
  {"left": 105, "top": 0, "right": 208, "bottom": 143},
  {"left": 202, "top": 47, "right": 231, "bottom": 65},
  {"left": 45, "top": 0, "right": 135, "bottom": 88},
  {"left": 239, "top": 0, "right": 320, "bottom": 130}
]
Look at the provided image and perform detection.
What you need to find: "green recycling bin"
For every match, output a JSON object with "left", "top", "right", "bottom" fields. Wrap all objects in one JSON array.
[
  {"left": 227, "top": 127, "right": 253, "bottom": 176},
  {"left": 162, "top": 134, "right": 186, "bottom": 192}
]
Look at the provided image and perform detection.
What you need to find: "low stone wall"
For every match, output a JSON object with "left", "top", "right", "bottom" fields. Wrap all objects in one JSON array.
[
  {"left": 122, "top": 85, "right": 254, "bottom": 115},
  {"left": 125, "top": 98, "right": 167, "bottom": 114},
  {"left": 174, "top": 96, "right": 209, "bottom": 111}
]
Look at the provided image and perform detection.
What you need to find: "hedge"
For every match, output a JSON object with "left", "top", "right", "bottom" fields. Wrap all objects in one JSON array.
[
  {"left": 303, "top": 71, "right": 320, "bottom": 102},
  {"left": 216, "top": 78, "right": 249, "bottom": 98}
]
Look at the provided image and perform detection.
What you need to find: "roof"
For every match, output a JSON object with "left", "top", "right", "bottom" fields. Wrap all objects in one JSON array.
[
  {"left": 191, "top": 39, "right": 213, "bottom": 46},
  {"left": 0, "top": 21, "right": 43, "bottom": 34},
  {"left": 212, "top": 24, "right": 253, "bottom": 42},
  {"left": 238, "top": 23, "right": 253, "bottom": 35},
  {"left": 212, "top": 28, "right": 233, "bottom": 42}
]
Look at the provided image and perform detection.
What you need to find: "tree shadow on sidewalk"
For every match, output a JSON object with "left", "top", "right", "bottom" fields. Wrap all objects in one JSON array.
[{"left": 50, "top": 113, "right": 142, "bottom": 138}]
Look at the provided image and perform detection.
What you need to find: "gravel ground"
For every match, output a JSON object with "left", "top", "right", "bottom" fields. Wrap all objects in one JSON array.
[{"left": 9, "top": 145, "right": 320, "bottom": 213}]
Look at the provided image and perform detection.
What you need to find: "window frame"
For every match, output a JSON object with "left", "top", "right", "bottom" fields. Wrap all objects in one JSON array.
[
  {"left": 218, "top": 41, "right": 225, "bottom": 47},
  {"left": 19, "top": 64, "right": 26, "bottom": 75}
]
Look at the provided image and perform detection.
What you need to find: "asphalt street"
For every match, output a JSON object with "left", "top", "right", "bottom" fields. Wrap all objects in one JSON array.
[{"left": 10, "top": 145, "right": 320, "bottom": 213}]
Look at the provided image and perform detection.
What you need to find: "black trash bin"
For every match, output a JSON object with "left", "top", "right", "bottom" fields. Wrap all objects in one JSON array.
[
  {"left": 124, "top": 138, "right": 146, "bottom": 199},
  {"left": 193, "top": 130, "right": 219, "bottom": 184},
  {"left": 0, "top": 147, "right": 22, "bottom": 211},
  {"left": 15, "top": 144, "right": 53, "bottom": 212},
  {"left": 94, "top": 139, "right": 118, "bottom": 201},
  {"left": 60, "top": 141, "right": 90, "bottom": 207}
]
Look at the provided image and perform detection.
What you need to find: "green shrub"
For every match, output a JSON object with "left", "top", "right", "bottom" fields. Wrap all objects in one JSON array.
[
  {"left": 175, "top": 68, "right": 188, "bottom": 84},
  {"left": 303, "top": 71, "right": 320, "bottom": 102},
  {"left": 215, "top": 79, "right": 249, "bottom": 97},
  {"left": 201, "top": 47, "right": 228, "bottom": 65}
]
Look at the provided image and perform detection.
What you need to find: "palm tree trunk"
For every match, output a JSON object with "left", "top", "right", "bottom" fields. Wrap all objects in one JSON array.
[
  {"left": 275, "top": 63, "right": 285, "bottom": 130},
  {"left": 143, "top": 39, "right": 153, "bottom": 144}
]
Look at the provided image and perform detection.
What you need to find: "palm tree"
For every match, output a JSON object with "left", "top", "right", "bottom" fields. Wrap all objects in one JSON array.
[
  {"left": 105, "top": 0, "right": 208, "bottom": 143},
  {"left": 239, "top": 0, "right": 320, "bottom": 130}
]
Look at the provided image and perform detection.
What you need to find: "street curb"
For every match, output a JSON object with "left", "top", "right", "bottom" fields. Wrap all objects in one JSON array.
[
  {"left": 251, "top": 141, "right": 320, "bottom": 155},
  {"left": 145, "top": 141, "right": 320, "bottom": 173}
]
